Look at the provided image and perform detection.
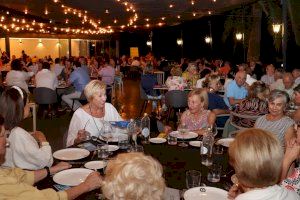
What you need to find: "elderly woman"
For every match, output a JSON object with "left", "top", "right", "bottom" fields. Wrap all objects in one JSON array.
[
  {"left": 255, "top": 90, "right": 295, "bottom": 146},
  {"left": 228, "top": 128, "right": 298, "bottom": 200},
  {"left": 0, "top": 86, "right": 53, "bottom": 170},
  {"left": 0, "top": 114, "right": 103, "bottom": 199},
  {"left": 180, "top": 88, "right": 216, "bottom": 134},
  {"left": 165, "top": 66, "right": 187, "bottom": 91},
  {"left": 182, "top": 63, "right": 199, "bottom": 88},
  {"left": 232, "top": 81, "right": 269, "bottom": 128},
  {"left": 5, "top": 59, "right": 34, "bottom": 93},
  {"left": 66, "top": 80, "right": 123, "bottom": 147},
  {"left": 102, "top": 152, "right": 165, "bottom": 200}
]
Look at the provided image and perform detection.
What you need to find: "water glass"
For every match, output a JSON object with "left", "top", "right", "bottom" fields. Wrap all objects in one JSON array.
[
  {"left": 167, "top": 134, "right": 177, "bottom": 145},
  {"left": 129, "top": 145, "right": 144, "bottom": 152},
  {"left": 186, "top": 170, "right": 201, "bottom": 189},
  {"left": 118, "top": 134, "right": 129, "bottom": 150},
  {"left": 97, "top": 145, "right": 109, "bottom": 159},
  {"left": 213, "top": 145, "right": 224, "bottom": 155},
  {"left": 207, "top": 164, "right": 222, "bottom": 183}
]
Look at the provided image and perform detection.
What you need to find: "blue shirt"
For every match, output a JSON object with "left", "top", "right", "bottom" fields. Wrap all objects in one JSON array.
[
  {"left": 69, "top": 67, "right": 90, "bottom": 92},
  {"left": 224, "top": 80, "right": 248, "bottom": 108},
  {"left": 208, "top": 93, "right": 228, "bottom": 110}
]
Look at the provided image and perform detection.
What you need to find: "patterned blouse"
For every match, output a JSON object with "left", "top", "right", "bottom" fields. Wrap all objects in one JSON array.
[
  {"left": 181, "top": 110, "right": 210, "bottom": 131},
  {"left": 165, "top": 76, "right": 187, "bottom": 91},
  {"left": 281, "top": 167, "right": 300, "bottom": 196},
  {"left": 232, "top": 98, "right": 268, "bottom": 128}
]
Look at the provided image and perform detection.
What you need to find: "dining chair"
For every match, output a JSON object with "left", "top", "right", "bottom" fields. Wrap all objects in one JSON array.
[
  {"left": 33, "top": 87, "right": 58, "bottom": 119},
  {"left": 71, "top": 92, "right": 87, "bottom": 111},
  {"left": 139, "top": 84, "right": 161, "bottom": 116},
  {"left": 154, "top": 71, "right": 165, "bottom": 85},
  {"left": 165, "top": 90, "right": 188, "bottom": 123}
]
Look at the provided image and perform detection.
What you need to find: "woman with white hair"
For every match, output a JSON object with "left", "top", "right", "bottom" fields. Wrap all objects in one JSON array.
[
  {"left": 102, "top": 152, "right": 165, "bottom": 200},
  {"left": 66, "top": 80, "right": 123, "bottom": 146},
  {"left": 255, "top": 89, "right": 295, "bottom": 146}
]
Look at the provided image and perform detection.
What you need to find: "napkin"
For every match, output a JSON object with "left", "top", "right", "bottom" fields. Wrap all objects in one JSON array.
[{"left": 163, "top": 187, "right": 180, "bottom": 200}]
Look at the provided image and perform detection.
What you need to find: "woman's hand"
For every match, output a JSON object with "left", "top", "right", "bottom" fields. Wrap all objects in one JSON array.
[
  {"left": 228, "top": 184, "right": 242, "bottom": 200},
  {"left": 74, "top": 130, "right": 89, "bottom": 144},
  {"left": 82, "top": 171, "right": 103, "bottom": 191},
  {"left": 50, "top": 162, "right": 72, "bottom": 174},
  {"left": 31, "top": 131, "right": 47, "bottom": 143}
]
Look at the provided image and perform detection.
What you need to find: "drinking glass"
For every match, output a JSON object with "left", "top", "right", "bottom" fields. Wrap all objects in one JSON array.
[
  {"left": 167, "top": 134, "right": 177, "bottom": 145},
  {"left": 118, "top": 134, "right": 129, "bottom": 150},
  {"left": 97, "top": 145, "right": 109, "bottom": 159},
  {"left": 177, "top": 123, "right": 188, "bottom": 147},
  {"left": 101, "top": 121, "right": 114, "bottom": 145},
  {"left": 129, "top": 145, "right": 144, "bottom": 152},
  {"left": 207, "top": 164, "right": 222, "bottom": 183},
  {"left": 186, "top": 170, "right": 201, "bottom": 189}
]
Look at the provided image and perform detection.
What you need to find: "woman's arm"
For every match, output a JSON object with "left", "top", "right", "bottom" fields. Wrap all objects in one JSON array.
[
  {"left": 284, "top": 126, "right": 297, "bottom": 147},
  {"left": 208, "top": 111, "right": 216, "bottom": 126},
  {"left": 281, "top": 138, "right": 300, "bottom": 180}
]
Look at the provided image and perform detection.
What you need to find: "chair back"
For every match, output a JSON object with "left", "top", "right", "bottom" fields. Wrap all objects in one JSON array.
[
  {"left": 154, "top": 71, "right": 165, "bottom": 85},
  {"left": 33, "top": 87, "right": 57, "bottom": 105},
  {"left": 229, "top": 111, "right": 260, "bottom": 130},
  {"left": 139, "top": 84, "right": 148, "bottom": 100},
  {"left": 165, "top": 90, "right": 188, "bottom": 109}
]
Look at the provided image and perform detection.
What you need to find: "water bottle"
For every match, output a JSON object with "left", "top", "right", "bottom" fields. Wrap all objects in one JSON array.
[
  {"left": 141, "top": 113, "right": 150, "bottom": 144},
  {"left": 200, "top": 127, "right": 214, "bottom": 166}
]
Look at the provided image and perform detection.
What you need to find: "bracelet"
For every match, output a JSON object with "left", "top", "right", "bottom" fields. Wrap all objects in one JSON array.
[{"left": 45, "top": 167, "right": 51, "bottom": 178}]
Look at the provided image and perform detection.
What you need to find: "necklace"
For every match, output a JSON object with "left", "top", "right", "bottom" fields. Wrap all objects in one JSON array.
[{"left": 89, "top": 104, "right": 103, "bottom": 134}]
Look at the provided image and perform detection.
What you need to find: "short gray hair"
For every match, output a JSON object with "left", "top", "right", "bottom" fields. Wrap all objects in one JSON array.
[{"left": 268, "top": 89, "right": 290, "bottom": 105}]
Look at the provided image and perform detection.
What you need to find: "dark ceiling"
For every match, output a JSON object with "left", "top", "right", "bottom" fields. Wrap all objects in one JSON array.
[{"left": 0, "top": 0, "right": 256, "bottom": 34}]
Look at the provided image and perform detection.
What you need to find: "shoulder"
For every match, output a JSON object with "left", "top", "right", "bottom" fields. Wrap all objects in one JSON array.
[
  {"left": 282, "top": 116, "right": 295, "bottom": 125},
  {"left": 105, "top": 103, "right": 117, "bottom": 111}
]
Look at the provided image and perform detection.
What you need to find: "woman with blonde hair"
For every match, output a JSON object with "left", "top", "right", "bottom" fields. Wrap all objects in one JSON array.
[
  {"left": 66, "top": 80, "right": 123, "bottom": 146},
  {"left": 228, "top": 128, "right": 298, "bottom": 200},
  {"left": 102, "top": 152, "right": 165, "bottom": 200},
  {"left": 180, "top": 88, "right": 216, "bottom": 134}
]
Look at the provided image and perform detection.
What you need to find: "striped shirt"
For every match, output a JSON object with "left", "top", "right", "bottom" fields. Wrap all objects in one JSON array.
[{"left": 255, "top": 115, "right": 294, "bottom": 145}]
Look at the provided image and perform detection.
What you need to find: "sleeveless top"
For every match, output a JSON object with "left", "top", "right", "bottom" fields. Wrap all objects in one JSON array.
[{"left": 181, "top": 110, "right": 210, "bottom": 131}]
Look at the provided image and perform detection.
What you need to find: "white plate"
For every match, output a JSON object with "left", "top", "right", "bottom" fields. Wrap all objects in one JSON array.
[
  {"left": 53, "top": 148, "right": 90, "bottom": 161},
  {"left": 107, "top": 145, "right": 119, "bottom": 152},
  {"left": 184, "top": 186, "right": 227, "bottom": 200},
  {"left": 53, "top": 168, "right": 93, "bottom": 186},
  {"left": 149, "top": 138, "right": 167, "bottom": 144},
  {"left": 84, "top": 160, "right": 107, "bottom": 170},
  {"left": 189, "top": 141, "right": 202, "bottom": 147},
  {"left": 216, "top": 138, "right": 235, "bottom": 147},
  {"left": 170, "top": 131, "right": 198, "bottom": 139}
]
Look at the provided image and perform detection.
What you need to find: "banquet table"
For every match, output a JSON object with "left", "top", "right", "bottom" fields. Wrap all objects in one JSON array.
[{"left": 36, "top": 138, "right": 233, "bottom": 200}]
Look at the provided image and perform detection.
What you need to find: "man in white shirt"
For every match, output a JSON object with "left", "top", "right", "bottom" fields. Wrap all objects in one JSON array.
[
  {"left": 52, "top": 58, "right": 64, "bottom": 77},
  {"left": 35, "top": 62, "right": 58, "bottom": 91}
]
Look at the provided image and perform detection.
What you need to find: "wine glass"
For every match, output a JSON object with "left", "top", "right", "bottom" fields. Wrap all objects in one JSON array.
[
  {"left": 100, "top": 121, "right": 114, "bottom": 145},
  {"left": 177, "top": 123, "right": 188, "bottom": 147},
  {"left": 132, "top": 119, "right": 142, "bottom": 146},
  {"left": 127, "top": 119, "right": 141, "bottom": 146}
]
